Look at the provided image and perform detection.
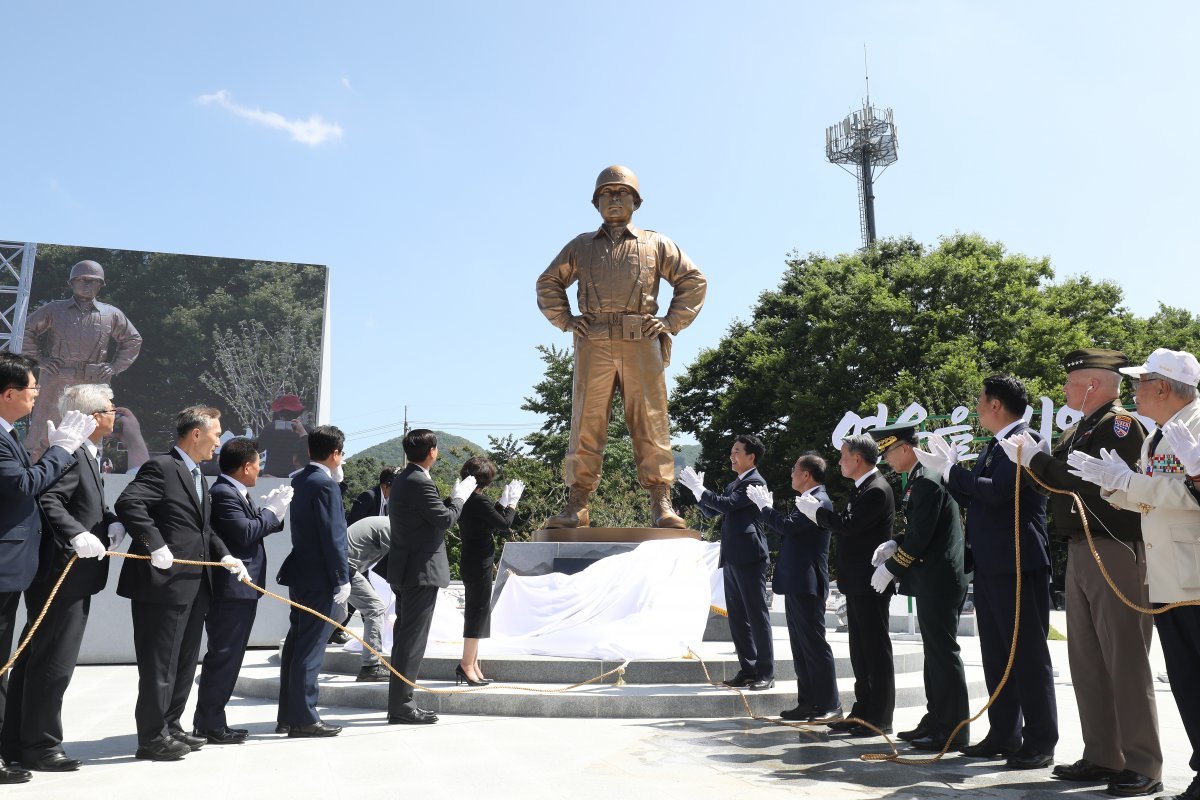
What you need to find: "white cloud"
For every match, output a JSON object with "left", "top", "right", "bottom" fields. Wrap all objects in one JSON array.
[
  {"left": 341, "top": 77, "right": 353, "bottom": 92},
  {"left": 197, "top": 89, "right": 343, "bottom": 147}
]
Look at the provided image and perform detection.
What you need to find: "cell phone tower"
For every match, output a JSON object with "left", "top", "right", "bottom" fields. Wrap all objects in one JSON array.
[{"left": 825, "top": 52, "right": 898, "bottom": 247}]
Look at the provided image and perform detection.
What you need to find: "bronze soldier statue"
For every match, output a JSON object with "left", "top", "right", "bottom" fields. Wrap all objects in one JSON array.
[
  {"left": 21, "top": 260, "right": 142, "bottom": 458},
  {"left": 536, "top": 166, "right": 706, "bottom": 528}
]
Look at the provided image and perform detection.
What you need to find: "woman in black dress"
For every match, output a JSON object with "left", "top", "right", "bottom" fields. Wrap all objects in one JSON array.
[{"left": 456, "top": 456, "right": 524, "bottom": 685}]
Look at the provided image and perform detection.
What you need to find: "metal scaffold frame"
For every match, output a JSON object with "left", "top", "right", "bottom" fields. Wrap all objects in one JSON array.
[{"left": 0, "top": 241, "right": 37, "bottom": 353}]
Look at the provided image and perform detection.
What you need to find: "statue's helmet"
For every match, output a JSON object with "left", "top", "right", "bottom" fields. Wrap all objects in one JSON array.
[
  {"left": 591, "top": 165, "right": 642, "bottom": 208},
  {"left": 68, "top": 260, "right": 106, "bottom": 284}
]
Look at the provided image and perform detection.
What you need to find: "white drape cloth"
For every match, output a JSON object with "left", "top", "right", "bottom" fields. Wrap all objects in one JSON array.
[{"left": 483, "top": 539, "right": 722, "bottom": 660}]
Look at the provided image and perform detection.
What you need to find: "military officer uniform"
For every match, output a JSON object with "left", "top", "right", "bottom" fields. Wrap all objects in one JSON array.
[
  {"left": 871, "top": 424, "right": 970, "bottom": 750},
  {"left": 1024, "top": 349, "right": 1161, "bottom": 788}
]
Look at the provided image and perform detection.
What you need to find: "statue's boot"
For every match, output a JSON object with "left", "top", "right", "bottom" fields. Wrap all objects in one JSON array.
[
  {"left": 650, "top": 485, "right": 687, "bottom": 529},
  {"left": 546, "top": 486, "right": 591, "bottom": 529}
]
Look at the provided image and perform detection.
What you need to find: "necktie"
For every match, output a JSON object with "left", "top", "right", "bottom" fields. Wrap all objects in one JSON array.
[
  {"left": 244, "top": 491, "right": 257, "bottom": 513},
  {"left": 1147, "top": 428, "right": 1164, "bottom": 458},
  {"left": 191, "top": 467, "right": 203, "bottom": 499},
  {"left": 10, "top": 429, "right": 20, "bottom": 444}
]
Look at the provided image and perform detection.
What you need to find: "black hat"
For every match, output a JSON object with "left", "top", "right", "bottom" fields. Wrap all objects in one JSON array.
[
  {"left": 1061, "top": 348, "right": 1130, "bottom": 374},
  {"left": 868, "top": 422, "right": 919, "bottom": 455}
]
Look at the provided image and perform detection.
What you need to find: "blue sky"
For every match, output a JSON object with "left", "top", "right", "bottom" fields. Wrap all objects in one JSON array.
[{"left": 3, "top": 2, "right": 1197, "bottom": 455}]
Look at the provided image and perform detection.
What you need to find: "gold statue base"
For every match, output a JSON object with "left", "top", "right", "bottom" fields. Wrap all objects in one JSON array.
[{"left": 532, "top": 527, "right": 701, "bottom": 543}]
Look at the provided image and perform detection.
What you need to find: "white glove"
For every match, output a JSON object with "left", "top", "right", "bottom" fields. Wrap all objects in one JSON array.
[
  {"left": 871, "top": 539, "right": 898, "bottom": 568},
  {"left": 1067, "top": 448, "right": 1134, "bottom": 492},
  {"left": 150, "top": 545, "right": 174, "bottom": 570},
  {"left": 331, "top": 463, "right": 344, "bottom": 483},
  {"left": 46, "top": 410, "right": 97, "bottom": 454},
  {"left": 745, "top": 484, "right": 772, "bottom": 511},
  {"left": 678, "top": 466, "right": 706, "bottom": 501},
  {"left": 70, "top": 531, "right": 107, "bottom": 559},
  {"left": 499, "top": 479, "right": 525, "bottom": 508},
  {"left": 450, "top": 475, "right": 477, "bottom": 505},
  {"left": 998, "top": 431, "right": 1046, "bottom": 468},
  {"left": 333, "top": 582, "right": 351, "bottom": 605},
  {"left": 913, "top": 435, "right": 952, "bottom": 478},
  {"left": 795, "top": 493, "right": 821, "bottom": 522},
  {"left": 220, "top": 555, "right": 249, "bottom": 582},
  {"left": 1162, "top": 421, "right": 1200, "bottom": 476},
  {"left": 263, "top": 485, "right": 294, "bottom": 518},
  {"left": 107, "top": 521, "right": 126, "bottom": 549},
  {"left": 870, "top": 562, "right": 895, "bottom": 593}
]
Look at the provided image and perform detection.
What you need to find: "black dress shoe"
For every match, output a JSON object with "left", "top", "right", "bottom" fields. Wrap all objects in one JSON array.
[
  {"left": 897, "top": 726, "right": 928, "bottom": 742},
  {"left": 1006, "top": 750, "right": 1054, "bottom": 770},
  {"left": 358, "top": 664, "right": 391, "bottom": 682},
  {"left": 960, "top": 740, "right": 1020, "bottom": 759},
  {"left": 229, "top": 727, "right": 249, "bottom": 737},
  {"left": 845, "top": 723, "right": 893, "bottom": 738},
  {"left": 1053, "top": 758, "right": 1123, "bottom": 782},
  {"left": 327, "top": 629, "right": 350, "bottom": 645},
  {"left": 0, "top": 761, "right": 32, "bottom": 783},
  {"left": 275, "top": 723, "right": 290, "bottom": 734},
  {"left": 1106, "top": 770, "right": 1163, "bottom": 797},
  {"left": 807, "top": 707, "right": 845, "bottom": 724},
  {"left": 721, "top": 674, "right": 753, "bottom": 688},
  {"left": 135, "top": 739, "right": 190, "bottom": 761},
  {"left": 910, "top": 733, "right": 969, "bottom": 752},
  {"left": 288, "top": 721, "right": 342, "bottom": 738},
  {"left": 779, "top": 704, "right": 815, "bottom": 721},
  {"left": 748, "top": 677, "right": 775, "bottom": 691},
  {"left": 193, "top": 728, "right": 246, "bottom": 745},
  {"left": 170, "top": 731, "right": 206, "bottom": 751},
  {"left": 1157, "top": 775, "right": 1200, "bottom": 800},
  {"left": 827, "top": 718, "right": 858, "bottom": 731},
  {"left": 24, "top": 752, "right": 82, "bottom": 771},
  {"left": 388, "top": 708, "right": 438, "bottom": 725}
]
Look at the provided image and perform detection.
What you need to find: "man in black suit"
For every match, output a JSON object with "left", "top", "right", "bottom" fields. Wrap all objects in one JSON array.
[
  {"left": 1, "top": 384, "right": 120, "bottom": 773},
  {"left": 0, "top": 360, "right": 95, "bottom": 784},
  {"left": 748, "top": 451, "right": 842, "bottom": 722},
  {"left": 917, "top": 374, "right": 1058, "bottom": 769},
  {"left": 799, "top": 433, "right": 895, "bottom": 736},
  {"left": 347, "top": 466, "right": 396, "bottom": 525},
  {"left": 116, "top": 406, "right": 249, "bottom": 762},
  {"left": 869, "top": 422, "right": 971, "bottom": 752},
  {"left": 192, "top": 437, "right": 291, "bottom": 744},
  {"left": 276, "top": 426, "right": 350, "bottom": 738},
  {"left": 387, "top": 429, "right": 475, "bottom": 724},
  {"left": 679, "top": 434, "right": 774, "bottom": 690}
]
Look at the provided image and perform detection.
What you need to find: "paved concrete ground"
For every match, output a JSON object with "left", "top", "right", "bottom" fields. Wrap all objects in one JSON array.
[{"left": 5, "top": 610, "right": 1194, "bottom": 799}]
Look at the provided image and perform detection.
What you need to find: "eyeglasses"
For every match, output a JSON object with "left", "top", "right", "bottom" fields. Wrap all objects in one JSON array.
[{"left": 93, "top": 409, "right": 117, "bottom": 415}]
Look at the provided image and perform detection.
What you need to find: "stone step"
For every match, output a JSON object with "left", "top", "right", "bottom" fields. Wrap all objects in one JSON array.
[
  {"left": 233, "top": 650, "right": 989, "bottom": 719},
  {"left": 314, "top": 639, "right": 926, "bottom": 684}
]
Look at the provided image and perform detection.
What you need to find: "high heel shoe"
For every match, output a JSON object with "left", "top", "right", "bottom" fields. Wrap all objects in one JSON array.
[{"left": 455, "top": 665, "right": 488, "bottom": 687}]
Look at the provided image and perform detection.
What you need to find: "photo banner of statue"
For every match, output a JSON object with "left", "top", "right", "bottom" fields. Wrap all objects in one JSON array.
[{"left": 6, "top": 240, "right": 328, "bottom": 476}]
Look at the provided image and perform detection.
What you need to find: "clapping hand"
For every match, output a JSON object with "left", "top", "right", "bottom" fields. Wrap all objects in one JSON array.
[
  {"left": 745, "top": 484, "right": 773, "bottom": 511},
  {"left": 678, "top": 467, "right": 706, "bottom": 501},
  {"left": 47, "top": 410, "right": 97, "bottom": 453},
  {"left": 914, "top": 433, "right": 959, "bottom": 477},
  {"left": 999, "top": 431, "right": 1046, "bottom": 468},
  {"left": 1067, "top": 448, "right": 1135, "bottom": 492},
  {"left": 795, "top": 493, "right": 821, "bottom": 522},
  {"left": 450, "top": 475, "right": 478, "bottom": 505},
  {"left": 263, "top": 486, "right": 294, "bottom": 518}
]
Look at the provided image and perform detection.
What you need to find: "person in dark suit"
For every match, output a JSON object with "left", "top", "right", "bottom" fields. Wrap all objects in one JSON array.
[
  {"left": 0, "top": 378, "right": 100, "bottom": 780},
  {"left": 192, "top": 437, "right": 291, "bottom": 744},
  {"left": 917, "top": 374, "right": 1058, "bottom": 770},
  {"left": 348, "top": 466, "right": 397, "bottom": 525},
  {"left": 868, "top": 423, "right": 970, "bottom": 752},
  {"left": 747, "top": 451, "right": 842, "bottom": 722},
  {"left": 115, "top": 406, "right": 248, "bottom": 762},
  {"left": 679, "top": 434, "right": 774, "bottom": 690},
  {"left": 275, "top": 426, "right": 350, "bottom": 738},
  {"left": 456, "top": 456, "right": 523, "bottom": 686},
  {"left": 798, "top": 433, "right": 895, "bottom": 736},
  {"left": 387, "top": 429, "right": 475, "bottom": 724}
]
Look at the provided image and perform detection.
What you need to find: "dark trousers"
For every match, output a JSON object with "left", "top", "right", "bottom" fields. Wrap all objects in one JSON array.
[
  {"left": 0, "top": 592, "right": 22, "bottom": 742},
  {"left": 844, "top": 590, "right": 894, "bottom": 726},
  {"left": 783, "top": 592, "right": 838, "bottom": 711},
  {"left": 723, "top": 561, "right": 774, "bottom": 680},
  {"left": 388, "top": 585, "right": 438, "bottom": 715},
  {"left": 193, "top": 599, "right": 258, "bottom": 731},
  {"left": 974, "top": 568, "right": 1058, "bottom": 754},
  {"left": 277, "top": 587, "right": 333, "bottom": 726},
  {"left": 130, "top": 583, "right": 211, "bottom": 747},
  {"left": 914, "top": 588, "right": 969, "bottom": 740},
  {"left": 1, "top": 583, "right": 90, "bottom": 761},
  {"left": 461, "top": 572, "right": 493, "bottom": 640},
  {"left": 1154, "top": 603, "right": 1200, "bottom": 772}
]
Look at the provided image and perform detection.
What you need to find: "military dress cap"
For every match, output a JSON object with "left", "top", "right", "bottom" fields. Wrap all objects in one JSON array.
[
  {"left": 1061, "top": 348, "right": 1129, "bottom": 374},
  {"left": 868, "top": 422, "right": 920, "bottom": 455}
]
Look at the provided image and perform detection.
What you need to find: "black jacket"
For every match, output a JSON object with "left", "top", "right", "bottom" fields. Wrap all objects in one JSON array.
[
  {"left": 209, "top": 476, "right": 285, "bottom": 601},
  {"left": 884, "top": 465, "right": 968, "bottom": 599},
  {"left": 698, "top": 468, "right": 769, "bottom": 567},
  {"left": 815, "top": 470, "right": 895, "bottom": 595},
  {"left": 37, "top": 444, "right": 119, "bottom": 600},
  {"left": 387, "top": 464, "right": 465, "bottom": 589},
  {"left": 0, "top": 430, "right": 73, "bottom": 593},
  {"left": 760, "top": 485, "right": 833, "bottom": 597},
  {"left": 457, "top": 491, "right": 517, "bottom": 581}
]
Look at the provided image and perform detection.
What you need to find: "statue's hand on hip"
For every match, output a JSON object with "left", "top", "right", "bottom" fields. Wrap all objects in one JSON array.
[
  {"left": 569, "top": 315, "right": 590, "bottom": 336},
  {"left": 641, "top": 317, "right": 669, "bottom": 337}
]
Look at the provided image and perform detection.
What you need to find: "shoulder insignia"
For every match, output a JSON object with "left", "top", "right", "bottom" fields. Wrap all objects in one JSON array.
[{"left": 1112, "top": 415, "right": 1133, "bottom": 438}]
